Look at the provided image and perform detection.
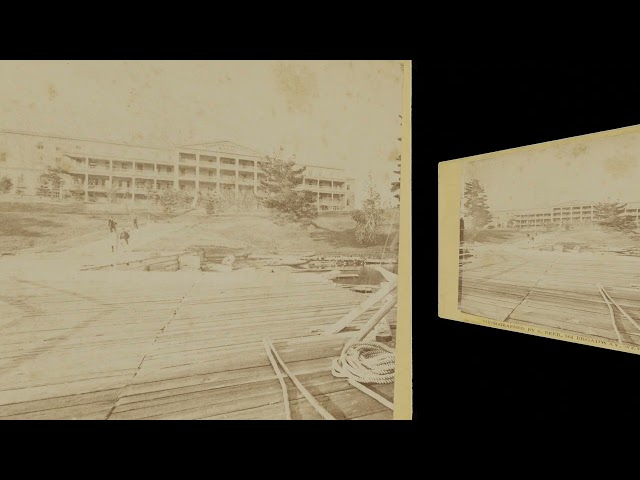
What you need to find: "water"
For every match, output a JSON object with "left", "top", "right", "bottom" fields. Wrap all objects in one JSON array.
[{"left": 330, "top": 264, "right": 398, "bottom": 286}]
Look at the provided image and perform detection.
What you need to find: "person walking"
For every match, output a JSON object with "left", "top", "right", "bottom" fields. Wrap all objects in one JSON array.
[
  {"left": 108, "top": 216, "right": 115, "bottom": 233},
  {"left": 111, "top": 229, "right": 118, "bottom": 253},
  {"left": 133, "top": 216, "right": 138, "bottom": 229},
  {"left": 119, "top": 229, "right": 130, "bottom": 252}
]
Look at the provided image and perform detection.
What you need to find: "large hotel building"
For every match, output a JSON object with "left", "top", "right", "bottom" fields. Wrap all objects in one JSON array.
[
  {"left": 491, "top": 200, "right": 640, "bottom": 229},
  {"left": 0, "top": 130, "right": 356, "bottom": 212}
]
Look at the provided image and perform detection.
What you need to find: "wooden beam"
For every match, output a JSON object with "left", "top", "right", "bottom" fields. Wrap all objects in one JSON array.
[
  {"left": 324, "top": 278, "right": 398, "bottom": 335},
  {"left": 264, "top": 338, "right": 335, "bottom": 420},
  {"left": 375, "top": 266, "right": 398, "bottom": 282},
  {"left": 345, "top": 294, "right": 398, "bottom": 348},
  {"left": 262, "top": 338, "right": 291, "bottom": 420}
]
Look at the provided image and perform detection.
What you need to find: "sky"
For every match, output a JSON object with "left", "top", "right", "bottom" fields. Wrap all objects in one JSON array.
[
  {"left": 462, "top": 130, "right": 640, "bottom": 212},
  {"left": 0, "top": 60, "right": 405, "bottom": 207}
]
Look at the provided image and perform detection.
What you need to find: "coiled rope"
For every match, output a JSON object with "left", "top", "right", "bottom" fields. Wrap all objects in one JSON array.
[{"left": 331, "top": 341, "right": 395, "bottom": 385}]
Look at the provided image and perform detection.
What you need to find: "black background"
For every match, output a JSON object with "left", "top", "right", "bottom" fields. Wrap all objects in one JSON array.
[{"left": 431, "top": 63, "right": 640, "bottom": 429}]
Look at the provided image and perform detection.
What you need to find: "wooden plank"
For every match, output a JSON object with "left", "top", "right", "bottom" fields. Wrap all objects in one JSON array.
[{"left": 324, "top": 279, "right": 398, "bottom": 334}]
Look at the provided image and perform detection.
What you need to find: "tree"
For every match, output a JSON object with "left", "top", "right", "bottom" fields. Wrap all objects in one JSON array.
[
  {"left": 144, "top": 184, "right": 160, "bottom": 205},
  {"left": 159, "top": 188, "right": 191, "bottom": 214},
  {"left": 45, "top": 167, "right": 72, "bottom": 200},
  {"left": 106, "top": 186, "right": 119, "bottom": 204},
  {"left": 391, "top": 114, "right": 403, "bottom": 204},
  {"left": 36, "top": 170, "right": 64, "bottom": 199},
  {"left": 391, "top": 156, "right": 401, "bottom": 203},
  {"left": 593, "top": 202, "right": 637, "bottom": 232},
  {"left": 203, "top": 192, "right": 224, "bottom": 215},
  {"left": 238, "top": 189, "right": 259, "bottom": 212},
  {"left": 352, "top": 175, "right": 384, "bottom": 245},
  {"left": 0, "top": 176, "right": 13, "bottom": 194},
  {"left": 69, "top": 182, "right": 85, "bottom": 201},
  {"left": 258, "top": 148, "right": 318, "bottom": 226},
  {"left": 463, "top": 179, "right": 493, "bottom": 229}
]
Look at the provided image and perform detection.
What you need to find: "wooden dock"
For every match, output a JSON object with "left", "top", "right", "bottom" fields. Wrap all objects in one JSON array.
[
  {"left": 459, "top": 246, "right": 640, "bottom": 345},
  {"left": 0, "top": 267, "right": 396, "bottom": 420}
]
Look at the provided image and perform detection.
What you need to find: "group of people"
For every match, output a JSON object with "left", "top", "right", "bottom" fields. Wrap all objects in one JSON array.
[{"left": 108, "top": 215, "right": 138, "bottom": 253}]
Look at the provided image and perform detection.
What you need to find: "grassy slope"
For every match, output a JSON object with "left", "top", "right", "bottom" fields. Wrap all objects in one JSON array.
[
  {"left": 140, "top": 211, "right": 400, "bottom": 256},
  {"left": 467, "top": 226, "right": 640, "bottom": 250},
  {"left": 0, "top": 202, "right": 149, "bottom": 253},
  {"left": 0, "top": 202, "right": 400, "bottom": 257}
]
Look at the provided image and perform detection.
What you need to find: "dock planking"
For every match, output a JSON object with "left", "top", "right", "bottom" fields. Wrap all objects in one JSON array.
[
  {"left": 459, "top": 246, "right": 640, "bottom": 345},
  {"left": 0, "top": 267, "right": 395, "bottom": 420}
]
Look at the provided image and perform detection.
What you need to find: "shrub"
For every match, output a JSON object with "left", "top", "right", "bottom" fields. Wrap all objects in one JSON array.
[
  {"left": 0, "top": 176, "right": 13, "bottom": 194},
  {"left": 352, "top": 178, "right": 384, "bottom": 246},
  {"left": 159, "top": 188, "right": 191, "bottom": 214},
  {"left": 203, "top": 192, "right": 224, "bottom": 215}
]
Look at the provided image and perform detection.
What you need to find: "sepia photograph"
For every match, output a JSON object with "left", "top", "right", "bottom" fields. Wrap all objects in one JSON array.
[
  {"left": 458, "top": 128, "right": 640, "bottom": 349},
  {"left": 0, "top": 60, "right": 410, "bottom": 420}
]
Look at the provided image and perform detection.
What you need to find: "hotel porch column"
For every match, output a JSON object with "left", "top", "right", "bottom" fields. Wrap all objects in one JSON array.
[
  {"left": 174, "top": 153, "right": 180, "bottom": 190},
  {"left": 109, "top": 160, "right": 113, "bottom": 192},
  {"left": 195, "top": 154, "right": 200, "bottom": 193},
  {"left": 130, "top": 162, "right": 136, "bottom": 204},
  {"left": 331, "top": 181, "right": 334, "bottom": 210},
  {"left": 234, "top": 160, "right": 239, "bottom": 198},
  {"left": 254, "top": 163, "right": 258, "bottom": 195},
  {"left": 84, "top": 156, "right": 89, "bottom": 201},
  {"left": 317, "top": 189, "right": 320, "bottom": 212}
]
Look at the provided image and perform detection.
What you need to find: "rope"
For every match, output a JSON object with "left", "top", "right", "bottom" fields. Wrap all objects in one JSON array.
[{"left": 331, "top": 341, "right": 395, "bottom": 385}]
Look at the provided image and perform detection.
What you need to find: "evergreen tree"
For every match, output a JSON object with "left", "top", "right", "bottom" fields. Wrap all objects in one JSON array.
[
  {"left": 593, "top": 202, "right": 637, "bottom": 231},
  {"left": 463, "top": 179, "right": 493, "bottom": 228},
  {"left": 258, "top": 148, "right": 318, "bottom": 226},
  {"left": 352, "top": 174, "right": 385, "bottom": 245},
  {"left": 391, "top": 156, "right": 400, "bottom": 202},
  {"left": 0, "top": 176, "right": 13, "bottom": 194}
]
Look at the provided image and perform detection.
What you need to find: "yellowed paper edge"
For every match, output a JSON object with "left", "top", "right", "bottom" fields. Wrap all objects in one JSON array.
[
  {"left": 438, "top": 124, "right": 640, "bottom": 356},
  {"left": 393, "top": 60, "right": 412, "bottom": 419}
]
